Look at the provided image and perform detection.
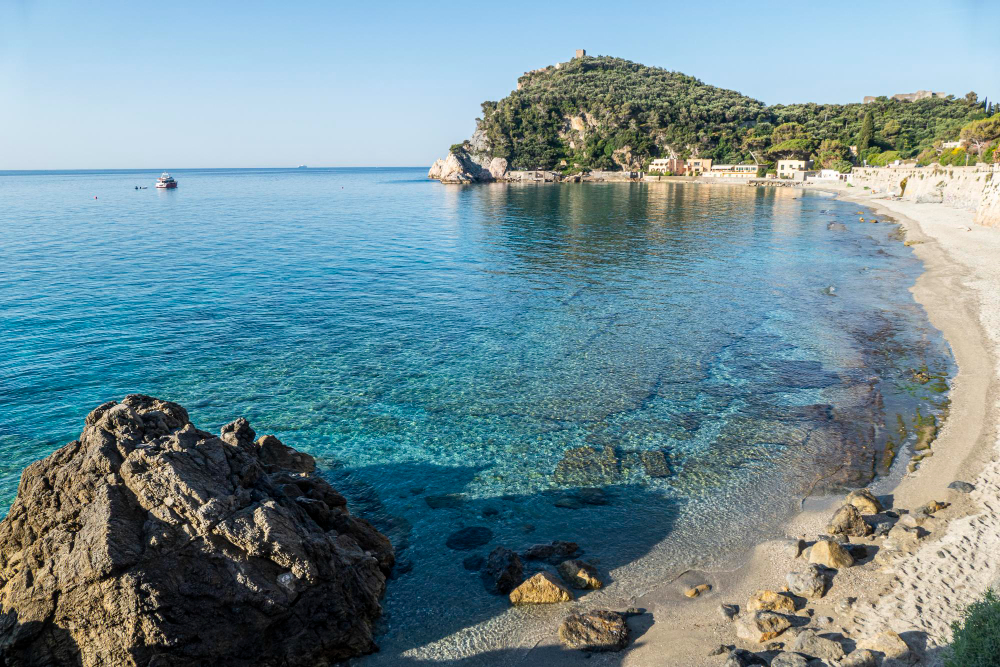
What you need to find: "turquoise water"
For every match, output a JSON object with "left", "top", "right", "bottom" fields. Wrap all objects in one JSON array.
[{"left": 0, "top": 168, "right": 951, "bottom": 660}]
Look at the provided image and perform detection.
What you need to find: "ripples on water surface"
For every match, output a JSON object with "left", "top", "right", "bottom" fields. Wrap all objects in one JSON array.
[{"left": 0, "top": 168, "right": 951, "bottom": 661}]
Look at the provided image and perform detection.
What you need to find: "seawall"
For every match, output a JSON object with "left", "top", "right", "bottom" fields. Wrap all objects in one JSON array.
[{"left": 850, "top": 164, "right": 1000, "bottom": 227}]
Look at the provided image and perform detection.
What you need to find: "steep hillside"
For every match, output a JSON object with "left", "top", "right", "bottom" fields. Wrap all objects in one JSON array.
[{"left": 451, "top": 55, "right": 988, "bottom": 173}]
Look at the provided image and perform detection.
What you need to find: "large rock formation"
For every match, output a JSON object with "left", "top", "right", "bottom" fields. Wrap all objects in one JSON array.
[
  {"left": 428, "top": 126, "right": 509, "bottom": 183},
  {"left": 0, "top": 395, "right": 394, "bottom": 667}
]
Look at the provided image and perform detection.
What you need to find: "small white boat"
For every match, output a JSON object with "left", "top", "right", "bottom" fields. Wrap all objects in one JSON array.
[{"left": 155, "top": 172, "right": 178, "bottom": 189}]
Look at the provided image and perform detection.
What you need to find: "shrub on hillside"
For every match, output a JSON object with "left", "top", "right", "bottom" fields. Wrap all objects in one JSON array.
[{"left": 945, "top": 590, "right": 1000, "bottom": 667}]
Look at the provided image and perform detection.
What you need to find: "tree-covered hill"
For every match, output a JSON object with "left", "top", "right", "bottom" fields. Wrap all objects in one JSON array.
[{"left": 464, "top": 55, "right": 992, "bottom": 172}]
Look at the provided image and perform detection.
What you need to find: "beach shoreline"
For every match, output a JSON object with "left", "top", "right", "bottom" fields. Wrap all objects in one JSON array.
[{"left": 595, "top": 183, "right": 1000, "bottom": 666}]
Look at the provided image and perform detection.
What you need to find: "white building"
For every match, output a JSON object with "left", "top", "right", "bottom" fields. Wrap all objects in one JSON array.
[{"left": 702, "top": 164, "right": 759, "bottom": 179}]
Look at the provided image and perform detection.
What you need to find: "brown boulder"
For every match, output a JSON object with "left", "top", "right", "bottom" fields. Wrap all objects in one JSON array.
[
  {"left": 558, "top": 610, "right": 629, "bottom": 651},
  {"left": 809, "top": 539, "right": 855, "bottom": 569},
  {"left": 827, "top": 504, "right": 872, "bottom": 537},
  {"left": 0, "top": 395, "right": 394, "bottom": 667},
  {"left": 747, "top": 590, "right": 796, "bottom": 613}
]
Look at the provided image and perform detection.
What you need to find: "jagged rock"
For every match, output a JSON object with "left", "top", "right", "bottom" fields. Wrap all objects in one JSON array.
[
  {"left": 521, "top": 540, "right": 580, "bottom": 563},
  {"left": 557, "top": 559, "right": 603, "bottom": 589},
  {"left": 0, "top": 395, "right": 394, "bottom": 667},
  {"left": 948, "top": 480, "right": 975, "bottom": 493},
  {"left": 484, "top": 547, "right": 523, "bottom": 594},
  {"left": 846, "top": 489, "right": 883, "bottom": 514},
  {"left": 557, "top": 610, "right": 628, "bottom": 651},
  {"left": 791, "top": 630, "right": 845, "bottom": 661},
  {"left": 786, "top": 565, "right": 827, "bottom": 599},
  {"left": 747, "top": 590, "right": 797, "bottom": 613},
  {"left": 827, "top": 504, "right": 872, "bottom": 537},
  {"left": 808, "top": 540, "right": 854, "bottom": 569},
  {"left": 509, "top": 572, "right": 574, "bottom": 604},
  {"left": 840, "top": 648, "right": 877, "bottom": 667},
  {"left": 736, "top": 611, "right": 792, "bottom": 642},
  {"left": 429, "top": 151, "right": 495, "bottom": 184},
  {"left": 771, "top": 652, "right": 809, "bottom": 667},
  {"left": 873, "top": 520, "right": 894, "bottom": 537},
  {"left": 446, "top": 526, "right": 493, "bottom": 550},
  {"left": 857, "top": 631, "right": 911, "bottom": 661}
]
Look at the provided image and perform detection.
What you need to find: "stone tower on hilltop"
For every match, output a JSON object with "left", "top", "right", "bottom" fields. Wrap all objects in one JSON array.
[{"left": 575, "top": 49, "right": 586, "bottom": 59}]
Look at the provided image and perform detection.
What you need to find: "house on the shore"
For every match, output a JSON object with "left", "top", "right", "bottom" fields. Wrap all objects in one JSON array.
[
  {"left": 649, "top": 158, "right": 686, "bottom": 175},
  {"left": 703, "top": 164, "right": 758, "bottom": 179},
  {"left": 777, "top": 159, "right": 812, "bottom": 181},
  {"left": 685, "top": 158, "right": 712, "bottom": 175}
]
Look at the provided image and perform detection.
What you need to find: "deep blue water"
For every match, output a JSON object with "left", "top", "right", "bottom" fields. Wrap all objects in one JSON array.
[{"left": 0, "top": 168, "right": 951, "bottom": 660}]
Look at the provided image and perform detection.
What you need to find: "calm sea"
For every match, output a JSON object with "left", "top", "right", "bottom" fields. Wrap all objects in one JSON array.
[{"left": 0, "top": 168, "right": 951, "bottom": 661}]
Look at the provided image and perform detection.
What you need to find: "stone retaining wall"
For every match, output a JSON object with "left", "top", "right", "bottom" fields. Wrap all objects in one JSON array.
[{"left": 850, "top": 165, "right": 1000, "bottom": 227}]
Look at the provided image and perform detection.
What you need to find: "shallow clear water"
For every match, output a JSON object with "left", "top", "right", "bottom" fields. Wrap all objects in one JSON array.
[{"left": 0, "top": 168, "right": 951, "bottom": 661}]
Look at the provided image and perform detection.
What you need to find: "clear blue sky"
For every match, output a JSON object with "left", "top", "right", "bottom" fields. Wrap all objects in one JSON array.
[{"left": 2, "top": 0, "right": 997, "bottom": 169}]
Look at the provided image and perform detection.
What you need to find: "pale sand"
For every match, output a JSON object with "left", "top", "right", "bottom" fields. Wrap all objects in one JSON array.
[{"left": 512, "top": 185, "right": 1000, "bottom": 667}]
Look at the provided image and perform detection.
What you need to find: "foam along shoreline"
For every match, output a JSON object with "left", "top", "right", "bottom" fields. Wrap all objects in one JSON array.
[{"left": 590, "top": 183, "right": 1000, "bottom": 666}]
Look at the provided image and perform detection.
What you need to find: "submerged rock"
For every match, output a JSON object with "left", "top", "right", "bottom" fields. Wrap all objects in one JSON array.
[
  {"left": 557, "top": 610, "right": 629, "bottom": 651},
  {"left": 446, "top": 526, "right": 493, "bottom": 550},
  {"left": 0, "top": 395, "right": 394, "bottom": 667},
  {"left": 552, "top": 445, "right": 620, "bottom": 486},
  {"left": 521, "top": 540, "right": 580, "bottom": 563},
  {"left": 509, "top": 572, "right": 574, "bottom": 604},
  {"left": 484, "top": 547, "right": 523, "bottom": 594},
  {"left": 557, "top": 559, "right": 603, "bottom": 590}
]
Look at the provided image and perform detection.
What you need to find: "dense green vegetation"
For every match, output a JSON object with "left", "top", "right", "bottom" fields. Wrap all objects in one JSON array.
[
  {"left": 466, "top": 56, "right": 992, "bottom": 171},
  {"left": 945, "top": 591, "right": 1000, "bottom": 667}
]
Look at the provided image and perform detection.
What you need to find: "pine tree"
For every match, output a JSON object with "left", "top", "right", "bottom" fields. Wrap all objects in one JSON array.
[{"left": 858, "top": 112, "right": 874, "bottom": 153}]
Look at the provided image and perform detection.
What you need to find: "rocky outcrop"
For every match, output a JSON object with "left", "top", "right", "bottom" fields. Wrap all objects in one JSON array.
[
  {"left": 0, "top": 395, "right": 394, "bottom": 667},
  {"left": 428, "top": 152, "right": 500, "bottom": 184}
]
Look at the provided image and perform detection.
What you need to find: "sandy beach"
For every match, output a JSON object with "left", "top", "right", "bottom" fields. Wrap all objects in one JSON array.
[{"left": 506, "top": 182, "right": 1000, "bottom": 666}]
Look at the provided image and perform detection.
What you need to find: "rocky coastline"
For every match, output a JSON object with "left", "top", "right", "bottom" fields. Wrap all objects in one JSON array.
[{"left": 0, "top": 395, "right": 394, "bottom": 666}]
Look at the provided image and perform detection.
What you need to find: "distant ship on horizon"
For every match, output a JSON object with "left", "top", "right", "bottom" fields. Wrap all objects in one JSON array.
[{"left": 296, "top": 165, "right": 308, "bottom": 169}]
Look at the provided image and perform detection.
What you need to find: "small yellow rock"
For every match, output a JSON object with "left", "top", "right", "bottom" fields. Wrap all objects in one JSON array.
[{"left": 684, "top": 583, "right": 712, "bottom": 598}]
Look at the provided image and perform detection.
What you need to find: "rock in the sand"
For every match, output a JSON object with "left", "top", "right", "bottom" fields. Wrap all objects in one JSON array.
[
  {"left": 846, "top": 488, "right": 883, "bottom": 514},
  {"left": 509, "top": 572, "right": 574, "bottom": 604},
  {"left": 446, "top": 526, "right": 493, "bottom": 550},
  {"left": 887, "top": 524, "right": 925, "bottom": 550},
  {"left": 788, "top": 538, "right": 807, "bottom": 558},
  {"left": 557, "top": 559, "right": 603, "bottom": 590},
  {"left": 720, "top": 603, "right": 740, "bottom": 621},
  {"left": 724, "top": 648, "right": 767, "bottom": 666},
  {"left": 791, "top": 630, "right": 845, "bottom": 661},
  {"left": 484, "top": 547, "right": 523, "bottom": 594},
  {"left": 921, "top": 499, "right": 949, "bottom": 514},
  {"left": 736, "top": 611, "right": 792, "bottom": 643},
  {"left": 786, "top": 565, "right": 827, "bottom": 599},
  {"left": 857, "top": 630, "right": 911, "bottom": 661},
  {"left": 747, "top": 590, "right": 797, "bottom": 613},
  {"left": 840, "top": 648, "right": 877, "bottom": 667},
  {"left": 0, "top": 395, "right": 395, "bottom": 667},
  {"left": 771, "top": 652, "right": 810, "bottom": 667},
  {"left": 808, "top": 539, "right": 854, "bottom": 569},
  {"left": 521, "top": 540, "right": 580, "bottom": 563},
  {"left": 557, "top": 610, "right": 628, "bottom": 651},
  {"left": 684, "top": 583, "right": 712, "bottom": 598},
  {"left": 948, "top": 480, "right": 975, "bottom": 493},
  {"left": 827, "top": 504, "right": 872, "bottom": 537},
  {"left": 873, "top": 520, "right": 894, "bottom": 537}
]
